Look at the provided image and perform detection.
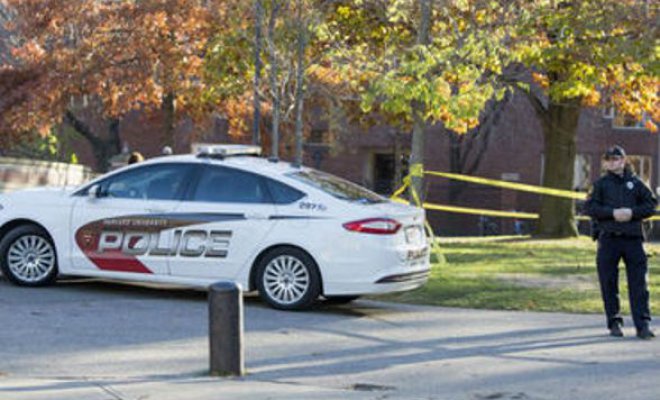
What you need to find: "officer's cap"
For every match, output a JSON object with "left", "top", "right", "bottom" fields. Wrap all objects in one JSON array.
[{"left": 603, "top": 145, "right": 626, "bottom": 159}]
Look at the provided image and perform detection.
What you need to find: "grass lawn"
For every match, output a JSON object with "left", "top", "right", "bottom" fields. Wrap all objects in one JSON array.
[{"left": 378, "top": 236, "right": 660, "bottom": 315}]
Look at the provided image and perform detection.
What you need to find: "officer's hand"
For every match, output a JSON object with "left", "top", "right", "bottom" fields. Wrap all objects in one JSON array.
[
  {"left": 613, "top": 208, "right": 632, "bottom": 222},
  {"left": 621, "top": 208, "right": 632, "bottom": 221}
]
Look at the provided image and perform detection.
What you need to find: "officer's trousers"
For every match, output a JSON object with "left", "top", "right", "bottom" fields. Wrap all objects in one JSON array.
[{"left": 597, "top": 236, "right": 651, "bottom": 331}]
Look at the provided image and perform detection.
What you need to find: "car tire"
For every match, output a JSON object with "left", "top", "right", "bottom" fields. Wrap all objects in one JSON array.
[
  {"left": 0, "top": 225, "right": 58, "bottom": 287},
  {"left": 324, "top": 295, "right": 360, "bottom": 305},
  {"left": 256, "top": 246, "right": 321, "bottom": 310}
]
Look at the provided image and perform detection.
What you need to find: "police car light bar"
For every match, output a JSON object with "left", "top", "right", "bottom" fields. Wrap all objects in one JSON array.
[{"left": 194, "top": 144, "right": 262, "bottom": 158}]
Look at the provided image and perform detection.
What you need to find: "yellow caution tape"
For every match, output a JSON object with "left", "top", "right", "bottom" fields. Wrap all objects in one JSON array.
[
  {"left": 422, "top": 202, "right": 539, "bottom": 219},
  {"left": 397, "top": 170, "right": 445, "bottom": 264},
  {"left": 391, "top": 197, "right": 409, "bottom": 205},
  {"left": 393, "top": 197, "right": 660, "bottom": 221},
  {"left": 424, "top": 170, "right": 588, "bottom": 200},
  {"left": 391, "top": 178, "right": 409, "bottom": 199},
  {"left": 410, "top": 163, "right": 424, "bottom": 178},
  {"left": 393, "top": 197, "right": 539, "bottom": 219},
  {"left": 425, "top": 170, "right": 660, "bottom": 213},
  {"left": 391, "top": 170, "right": 660, "bottom": 224},
  {"left": 409, "top": 180, "right": 422, "bottom": 208}
]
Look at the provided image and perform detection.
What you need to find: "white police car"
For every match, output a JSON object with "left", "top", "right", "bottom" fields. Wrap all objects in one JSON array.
[{"left": 0, "top": 145, "right": 430, "bottom": 309}]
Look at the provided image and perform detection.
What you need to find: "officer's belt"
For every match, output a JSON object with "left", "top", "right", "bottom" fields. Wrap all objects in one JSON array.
[{"left": 600, "top": 232, "right": 642, "bottom": 239}]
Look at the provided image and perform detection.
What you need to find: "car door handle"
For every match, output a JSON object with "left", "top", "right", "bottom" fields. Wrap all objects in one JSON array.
[
  {"left": 147, "top": 208, "right": 167, "bottom": 214},
  {"left": 246, "top": 212, "right": 268, "bottom": 220}
]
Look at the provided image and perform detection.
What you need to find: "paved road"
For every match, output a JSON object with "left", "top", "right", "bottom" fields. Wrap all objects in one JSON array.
[{"left": 1, "top": 277, "right": 659, "bottom": 400}]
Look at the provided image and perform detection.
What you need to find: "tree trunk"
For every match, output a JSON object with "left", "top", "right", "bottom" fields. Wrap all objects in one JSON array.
[
  {"left": 64, "top": 111, "right": 121, "bottom": 172},
  {"left": 252, "top": 0, "right": 264, "bottom": 146},
  {"left": 292, "top": 0, "right": 306, "bottom": 166},
  {"left": 162, "top": 92, "right": 175, "bottom": 149},
  {"left": 448, "top": 132, "right": 464, "bottom": 203},
  {"left": 410, "top": 105, "right": 426, "bottom": 204},
  {"left": 267, "top": 0, "right": 281, "bottom": 158},
  {"left": 409, "top": 0, "right": 431, "bottom": 204},
  {"left": 535, "top": 98, "right": 581, "bottom": 237},
  {"left": 108, "top": 118, "right": 122, "bottom": 156},
  {"left": 393, "top": 131, "right": 403, "bottom": 192}
]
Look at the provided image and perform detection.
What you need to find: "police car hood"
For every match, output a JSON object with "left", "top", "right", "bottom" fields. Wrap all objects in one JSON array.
[{"left": 1, "top": 186, "right": 74, "bottom": 206}]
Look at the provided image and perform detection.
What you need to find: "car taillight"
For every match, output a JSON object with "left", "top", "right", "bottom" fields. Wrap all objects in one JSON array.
[{"left": 343, "top": 218, "right": 402, "bottom": 235}]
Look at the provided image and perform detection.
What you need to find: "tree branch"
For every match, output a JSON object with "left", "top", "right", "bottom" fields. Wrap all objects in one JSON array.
[
  {"left": 465, "top": 92, "right": 511, "bottom": 175},
  {"left": 517, "top": 86, "right": 550, "bottom": 129},
  {"left": 64, "top": 110, "right": 103, "bottom": 148}
]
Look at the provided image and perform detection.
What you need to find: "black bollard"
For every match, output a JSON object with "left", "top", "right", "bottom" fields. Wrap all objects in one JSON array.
[{"left": 209, "top": 281, "right": 244, "bottom": 376}]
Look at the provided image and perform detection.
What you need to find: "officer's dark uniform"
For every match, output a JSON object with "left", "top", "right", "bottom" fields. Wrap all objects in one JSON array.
[{"left": 585, "top": 148, "right": 657, "bottom": 337}]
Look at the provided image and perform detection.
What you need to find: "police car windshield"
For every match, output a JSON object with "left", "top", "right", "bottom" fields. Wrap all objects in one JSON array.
[{"left": 288, "top": 170, "right": 386, "bottom": 204}]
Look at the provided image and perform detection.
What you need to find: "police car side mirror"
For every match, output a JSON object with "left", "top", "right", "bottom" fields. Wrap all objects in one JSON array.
[{"left": 88, "top": 184, "right": 100, "bottom": 199}]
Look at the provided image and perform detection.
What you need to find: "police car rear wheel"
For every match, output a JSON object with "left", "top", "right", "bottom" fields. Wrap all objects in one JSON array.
[
  {"left": 256, "top": 247, "right": 320, "bottom": 310},
  {"left": 0, "top": 225, "right": 58, "bottom": 287}
]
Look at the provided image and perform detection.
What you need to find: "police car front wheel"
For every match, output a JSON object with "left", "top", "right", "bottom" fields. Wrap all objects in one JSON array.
[
  {"left": 256, "top": 247, "right": 321, "bottom": 310},
  {"left": 0, "top": 225, "right": 58, "bottom": 287}
]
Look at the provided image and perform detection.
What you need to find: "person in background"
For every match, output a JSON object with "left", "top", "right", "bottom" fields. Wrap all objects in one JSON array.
[
  {"left": 585, "top": 145, "right": 657, "bottom": 339},
  {"left": 127, "top": 151, "right": 144, "bottom": 165}
]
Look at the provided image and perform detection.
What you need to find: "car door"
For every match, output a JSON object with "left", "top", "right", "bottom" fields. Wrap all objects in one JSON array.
[
  {"left": 168, "top": 164, "right": 277, "bottom": 279},
  {"left": 70, "top": 162, "right": 195, "bottom": 276}
]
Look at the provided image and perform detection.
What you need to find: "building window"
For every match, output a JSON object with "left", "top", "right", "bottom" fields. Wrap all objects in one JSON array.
[
  {"left": 612, "top": 111, "right": 653, "bottom": 130},
  {"left": 602, "top": 107, "right": 614, "bottom": 119},
  {"left": 372, "top": 153, "right": 409, "bottom": 195},
  {"left": 626, "top": 155, "right": 652, "bottom": 186},
  {"left": 373, "top": 154, "right": 395, "bottom": 195},
  {"left": 574, "top": 154, "right": 591, "bottom": 191},
  {"left": 309, "top": 128, "right": 326, "bottom": 144},
  {"left": 540, "top": 154, "right": 592, "bottom": 191}
]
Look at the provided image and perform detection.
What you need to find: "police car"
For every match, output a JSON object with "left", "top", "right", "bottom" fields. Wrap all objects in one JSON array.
[{"left": 0, "top": 145, "right": 430, "bottom": 310}]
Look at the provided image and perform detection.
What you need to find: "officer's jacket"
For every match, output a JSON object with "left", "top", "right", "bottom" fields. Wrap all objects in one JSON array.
[{"left": 585, "top": 169, "right": 657, "bottom": 238}]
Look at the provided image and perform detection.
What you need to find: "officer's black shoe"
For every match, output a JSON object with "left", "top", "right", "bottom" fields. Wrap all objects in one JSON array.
[
  {"left": 609, "top": 322, "right": 624, "bottom": 337},
  {"left": 636, "top": 326, "right": 655, "bottom": 340}
]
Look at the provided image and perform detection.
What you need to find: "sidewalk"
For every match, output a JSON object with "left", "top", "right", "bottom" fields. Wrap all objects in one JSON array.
[{"left": 1, "top": 279, "right": 659, "bottom": 400}]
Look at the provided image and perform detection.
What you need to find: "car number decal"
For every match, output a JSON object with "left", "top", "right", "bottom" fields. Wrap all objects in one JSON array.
[{"left": 298, "top": 202, "right": 327, "bottom": 211}]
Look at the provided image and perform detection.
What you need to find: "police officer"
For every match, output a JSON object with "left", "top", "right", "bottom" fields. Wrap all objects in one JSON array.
[
  {"left": 585, "top": 145, "right": 656, "bottom": 339},
  {"left": 127, "top": 151, "right": 144, "bottom": 164}
]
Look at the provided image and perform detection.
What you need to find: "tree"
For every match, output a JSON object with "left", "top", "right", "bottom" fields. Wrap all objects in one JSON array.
[
  {"left": 323, "top": 0, "right": 518, "bottom": 201},
  {"left": 409, "top": 0, "right": 431, "bottom": 204},
  {"left": 513, "top": 0, "right": 658, "bottom": 237},
  {"left": 0, "top": 3, "right": 14, "bottom": 65},
  {"left": 0, "top": 0, "right": 234, "bottom": 170},
  {"left": 325, "top": 1, "right": 656, "bottom": 237},
  {"left": 266, "top": 0, "right": 284, "bottom": 157},
  {"left": 292, "top": 0, "right": 311, "bottom": 166},
  {"left": 205, "top": 0, "right": 335, "bottom": 161},
  {"left": 252, "top": 0, "right": 265, "bottom": 146}
]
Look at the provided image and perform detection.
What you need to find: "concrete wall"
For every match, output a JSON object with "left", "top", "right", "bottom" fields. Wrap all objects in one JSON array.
[{"left": 0, "top": 157, "right": 95, "bottom": 193}]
